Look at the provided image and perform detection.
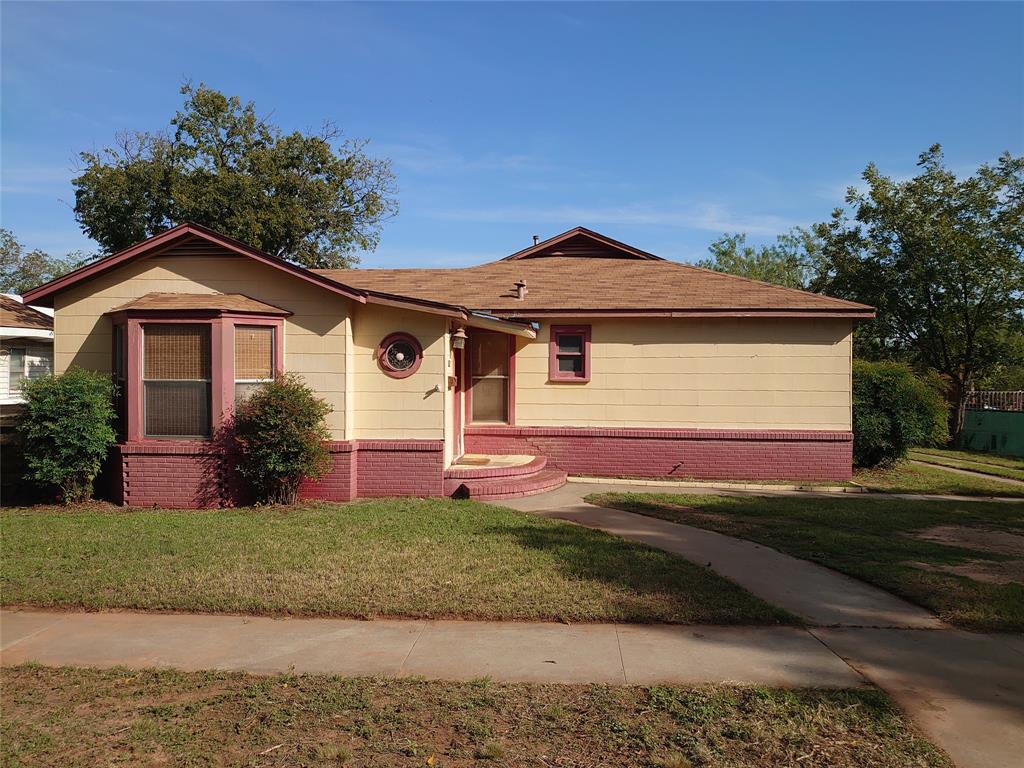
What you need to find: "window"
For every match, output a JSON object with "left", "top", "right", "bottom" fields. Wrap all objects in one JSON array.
[
  {"left": 234, "top": 325, "right": 275, "bottom": 403},
  {"left": 549, "top": 325, "right": 591, "bottom": 382},
  {"left": 143, "top": 324, "right": 211, "bottom": 438},
  {"left": 377, "top": 332, "right": 423, "bottom": 379},
  {"left": 7, "top": 347, "right": 26, "bottom": 394},
  {"left": 112, "top": 326, "right": 127, "bottom": 440},
  {"left": 3, "top": 344, "right": 52, "bottom": 397}
]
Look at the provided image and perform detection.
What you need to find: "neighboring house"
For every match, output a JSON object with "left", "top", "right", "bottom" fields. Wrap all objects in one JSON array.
[
  {"left": 0, "top": 294, "right": 54, "bottom": 408},
  {"left": 23, "top": 223, "right": 873, "bottom": 507}
]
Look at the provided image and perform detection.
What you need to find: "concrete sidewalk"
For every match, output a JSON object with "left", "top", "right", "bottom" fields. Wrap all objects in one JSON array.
[{"left": 1, "top": 609, "right": 862, "bottom": 687}]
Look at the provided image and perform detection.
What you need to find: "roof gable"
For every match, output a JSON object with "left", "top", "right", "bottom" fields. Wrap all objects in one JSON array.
[
  {"left": 21, "top": 223, "right": 367, "bottom": 307},
  {"left": 501, "top": 227, "right": 664, "bottom": 261}
]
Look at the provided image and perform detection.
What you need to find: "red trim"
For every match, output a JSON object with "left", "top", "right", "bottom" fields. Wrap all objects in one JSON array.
[
  {"left": 548, "top": 325, "right": 591, "bottom": 382},
  {"left": 376, "top": 332, "right": 424, "bottom": 379}
]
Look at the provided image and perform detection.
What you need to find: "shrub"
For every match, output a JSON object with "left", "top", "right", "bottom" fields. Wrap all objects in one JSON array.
[
  {"left": 232, "top": 373, "right": 332, "bottom": 504},
  {"left": 17, "top": 367, "right": 117, "bottom": 503},
  {"left": 852, "top": 360, "right": 949, "bottom": 467}
]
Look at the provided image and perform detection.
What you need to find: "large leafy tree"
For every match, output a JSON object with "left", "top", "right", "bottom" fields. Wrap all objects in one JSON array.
[
  {"left": 73, "top": 84, "right": 397, "bottom": 268},
  {"left": 815, "top": 145, "right": 1024, "bottom": 437},
  {"left": 696, "top": 228, "right": 824, "bottom": 290},
  {"left": 0, "top": 229, "right": 75, "bottom": 294}
]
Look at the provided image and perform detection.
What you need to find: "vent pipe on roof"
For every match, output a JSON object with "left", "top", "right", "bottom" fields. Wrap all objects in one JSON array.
[
  {"left": 532, "top": 235, "right": 539, "bottom": 245},
  {"left": 514, "top": 280, "right": 528, "bottom": 301}
]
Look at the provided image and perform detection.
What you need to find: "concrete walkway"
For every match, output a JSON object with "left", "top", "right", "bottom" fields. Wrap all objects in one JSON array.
[
  {"left": 498, "top": 481, "right": 942, "bottom": 628},
  {"left": 1, "top": 610, "right": 862, "bottom": 687},
  {"left": 494, "top": 481, "right": 1024, "bottom": 768},
  {"left": 910, "top": 458, "right": 1024, "bottom": 487}
]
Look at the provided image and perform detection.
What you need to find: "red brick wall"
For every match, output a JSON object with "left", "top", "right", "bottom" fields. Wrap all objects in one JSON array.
[
  {"left": 355, "top": 440, "right": 446, "bottom": 498},
  {"left": 464, "top": 426, "right": 853, "bottom": 481},
  {"left": 116, "top": 438, "right": 445, "bottom": 508}
]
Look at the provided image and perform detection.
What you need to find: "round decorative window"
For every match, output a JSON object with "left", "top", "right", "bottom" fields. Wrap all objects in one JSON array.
[{"left": 377, "top": 332, "right": 423, "bottom": 378}]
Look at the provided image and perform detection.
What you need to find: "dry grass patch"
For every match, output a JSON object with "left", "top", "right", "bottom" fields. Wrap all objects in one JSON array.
[
  {"left": 1, "top": 665, "right": 951, "bottom": 767},
  {"left": 1, "top": 498, "right": 790, "bottom": 625}
]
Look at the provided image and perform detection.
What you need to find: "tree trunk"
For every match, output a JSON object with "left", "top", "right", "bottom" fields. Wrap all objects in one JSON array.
[{"left": 949, "top": 382, "right": 969, "bottom": 445}]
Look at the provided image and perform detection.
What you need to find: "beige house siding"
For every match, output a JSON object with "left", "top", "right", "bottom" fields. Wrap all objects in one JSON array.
[
  {"left": 349, "top": 303, "right": 447, "bottom": 441},
  {"left": 512, "top": 318, "right": 853, "bottom": 431},
  {"left": 52, "top": 247, "right": 352, "bottom": 439}
]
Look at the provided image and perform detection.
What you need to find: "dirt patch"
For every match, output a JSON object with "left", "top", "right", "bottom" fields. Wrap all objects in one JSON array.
[
  {"left": 911, "top": 525, "right": 1024, "bottom": 556},
  {"left": 906, "top": 559, "right": 1024, "bottom": 585},
  {"left": 907, "top": 526, "right": 1024, "bottom": 585}
]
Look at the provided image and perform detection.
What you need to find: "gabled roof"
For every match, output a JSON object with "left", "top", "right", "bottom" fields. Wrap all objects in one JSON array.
[
  {"left": 22, "top": 223, "right": 874, "bottom": 321},
  {"left": 107, "top": 293, "right": 291, "bottom": 316},
  {"left": 501, "top": 226, "right": 664, "bottom": 261},
  {"left": 0, "top": 295, "right": 53, "bottom": 331},
  {"left": 22, "top": 223, "right": 367, "bottom": 307},
  {"left": 318, "top": 227, "right": 874, "bottom": 319}
]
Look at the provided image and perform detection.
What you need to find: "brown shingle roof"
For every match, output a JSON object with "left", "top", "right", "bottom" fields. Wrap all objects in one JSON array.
[
  {"left": 108, "top": 293, "right": 291, "bottom": 315},
  {"left": 0, "top": 295, "right": 53, "bottom": 330},
  {"left": 317, "top": 256, "right": 873, "bottom": 318}
]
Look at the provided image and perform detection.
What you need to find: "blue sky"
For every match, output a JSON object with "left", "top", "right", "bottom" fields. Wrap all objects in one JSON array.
[{"left": 2, "top": 1, "right": 1021, "bottom": 268}]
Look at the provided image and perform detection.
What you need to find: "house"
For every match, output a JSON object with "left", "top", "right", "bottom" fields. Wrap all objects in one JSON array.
[
  {"left": 22, "top": 223, "right": 873, "bottom": 507},
  {"left": 1, "top": 295, "right": 54, "bottom": 409}
]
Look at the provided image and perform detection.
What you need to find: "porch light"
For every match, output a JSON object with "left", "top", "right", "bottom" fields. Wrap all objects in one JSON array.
[{"left": 452, "top": 326, "right": 468, "bottom": 349}]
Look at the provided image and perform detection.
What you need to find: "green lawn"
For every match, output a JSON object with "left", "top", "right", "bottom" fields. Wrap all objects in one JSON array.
[
  {"left": 1, "top": 665, "right": 950, "bottom": 768},
  {"left": 908, "top": 448, "right": 1024, "bottom": 482},
  {"left": 585, "top": 492, "right": 1024, "bottom": 632},
  {"left": 0, "top": 499, "right": 790, "bottom": 625},
  {"left": 854, "top": 461, "right": 1024, "bottom": 497}
]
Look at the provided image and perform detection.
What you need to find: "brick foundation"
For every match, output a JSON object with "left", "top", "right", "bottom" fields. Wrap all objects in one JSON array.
[
  {"left": 116, "top": 439, "right": 445, "bottom": 508},
  {"left": 463, "top": 426, "right": 853, "bottom": 482}
]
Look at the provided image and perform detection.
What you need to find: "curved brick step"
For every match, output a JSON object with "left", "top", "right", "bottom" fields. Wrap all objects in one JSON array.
[
  {"left": 452, "top": 468, "right": 568, "bottom": 501},
  {"left": 444, "top": 455, "right": 547, "bottom": 481}
]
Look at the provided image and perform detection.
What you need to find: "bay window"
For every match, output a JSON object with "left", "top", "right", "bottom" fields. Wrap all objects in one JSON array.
[{"left": 106, "top": 298, "right": 286, "bottom": 442}]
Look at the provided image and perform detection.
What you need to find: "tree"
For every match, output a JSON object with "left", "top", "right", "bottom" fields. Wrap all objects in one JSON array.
[
  {"left": 815, "top": 145, "right": 1024, "bottom": 438},
  {"left": 73, "top": 83, "right": 397, "bottom": 269},
  {"left": 696, "top": 228, "right": 824, "bottom": 290},
  {"left": 0, "top": 229, "right": 75, "bottom": 294}
]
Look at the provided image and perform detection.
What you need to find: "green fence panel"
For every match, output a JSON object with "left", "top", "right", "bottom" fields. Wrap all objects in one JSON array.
[{"left": 959, "top": 409, "right": 1024, "bottom": 458}]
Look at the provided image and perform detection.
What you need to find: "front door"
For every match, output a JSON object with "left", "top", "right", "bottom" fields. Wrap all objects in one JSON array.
[{"left": 468, "top": 330, "right": 510, "bottom": 424}]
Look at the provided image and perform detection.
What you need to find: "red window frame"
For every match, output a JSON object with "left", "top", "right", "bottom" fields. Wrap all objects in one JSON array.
[
  {"left": 107, "top": 310, "right": 284, "bottom": 443},
  {"left": 548, "top": 325, "right": 591, "bottom": 382}
]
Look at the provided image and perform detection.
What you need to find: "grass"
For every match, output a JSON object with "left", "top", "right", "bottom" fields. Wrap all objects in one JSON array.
[
  {"left": 0, "top": 665, "right": 951, "bottom": 767},
  {"left": 908, "top": 448, "right": 1024, "bottom": 482},
  {"left": 585, "top": 491, "right": 1024, "bottom": 632},
  {"left": 0, "top": 498, "right": 791, "bottom": 625},
  {"left": 854, "top": 461, "right": 1024, "bottom": 497}
]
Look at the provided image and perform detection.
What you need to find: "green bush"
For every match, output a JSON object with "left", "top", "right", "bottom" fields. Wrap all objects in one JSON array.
[
  {"left": 17, "top": 367, "right": 117, "bottom": 503},
  {"left": 852, "top": 360, "right": 949, "bottom": 467},
  {"left": 232, "top": 373, "right": 332, "bottom": 504}
]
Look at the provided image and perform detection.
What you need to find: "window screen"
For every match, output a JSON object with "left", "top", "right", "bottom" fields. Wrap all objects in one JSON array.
[
  {"left": 143, "top": 324, "right": 211, "bottom": 437},
  {"left": 8, "top": 347, "right": 26, "bottom": 393},
  {"left": 234, "top": 325, "right": 275, "bottom": 403}
]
